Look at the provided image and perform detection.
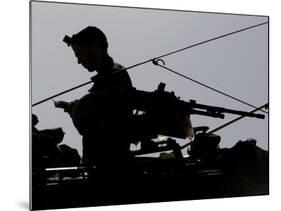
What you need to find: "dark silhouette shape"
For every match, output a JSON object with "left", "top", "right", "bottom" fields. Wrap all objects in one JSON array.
[
  {"left": 32, "top": 114, "right": 62, "bottom": 170},
  {"left": 31, "top": 24, "right": 269, "bottom": 210},
  {"left": 32, "top": 114, "right": 81, "bottom": 170},
  {"left": 34, "top": 82, "right": 268, "bottom": 209},
  {"left": 55, "top": 26, "right": 136, "bottom": 179},
  {"left": 58, "top": 144, "right": 81, "bottom": 167},
  {"left": 217, "top": 139, "right": 269, "bottom": 185}
]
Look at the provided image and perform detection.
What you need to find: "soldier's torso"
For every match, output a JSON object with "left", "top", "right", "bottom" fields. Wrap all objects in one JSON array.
[{"left": 71, "top": 63, "right": 133, "bottom": 136}]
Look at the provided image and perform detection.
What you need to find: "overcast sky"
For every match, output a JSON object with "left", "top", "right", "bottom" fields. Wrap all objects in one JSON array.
[{"left": 31, "top": 1, "right": 268, "bottom": 156}]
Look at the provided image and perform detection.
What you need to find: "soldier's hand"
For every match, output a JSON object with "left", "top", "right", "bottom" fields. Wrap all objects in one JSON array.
[{"left": 53, "top": 100, "right": 70, "bottom": 109}]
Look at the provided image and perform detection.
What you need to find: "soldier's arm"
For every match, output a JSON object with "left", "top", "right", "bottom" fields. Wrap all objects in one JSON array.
[{"left": 53, "top": 100, "right": 78, "bottom": 114}]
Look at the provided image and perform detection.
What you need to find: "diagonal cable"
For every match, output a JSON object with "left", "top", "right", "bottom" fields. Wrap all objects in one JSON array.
[
  {"left": 207, "top": 103, "right": 268, "bottom": 134},
  {"left": 151, "top": 21, "right": 268, "bottom": 61},
  {"left": 32, "top": 21, "right": 268, "bottom": 107},
  {"left": 153, "top": 61, "right": 268, "bottom": 114}
]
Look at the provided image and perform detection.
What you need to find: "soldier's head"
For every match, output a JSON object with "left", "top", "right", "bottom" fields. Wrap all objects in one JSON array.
[{"left": 64, "top": 26, "right": 109, "bottom": 72}]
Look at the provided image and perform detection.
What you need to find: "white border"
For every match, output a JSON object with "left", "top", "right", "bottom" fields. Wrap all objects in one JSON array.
[{"left": 1, "top": 0, "right": 279, "bottom": 211}]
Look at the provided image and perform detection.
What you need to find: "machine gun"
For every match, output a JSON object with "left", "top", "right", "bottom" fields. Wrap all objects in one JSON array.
[
  {"left": 128, "top": 82, "right": 265, "bottom": 140},
  {"left": 123, "top": 82, "right": 266, "bottom": 169}
]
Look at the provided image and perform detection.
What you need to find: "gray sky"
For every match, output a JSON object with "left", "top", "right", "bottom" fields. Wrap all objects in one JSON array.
[{"left": 31, "top": 1, "right": 268, "bottom": 156}]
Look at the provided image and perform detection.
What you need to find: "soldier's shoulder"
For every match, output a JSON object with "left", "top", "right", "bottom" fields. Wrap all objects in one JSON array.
[
  {"left": 112, "top": 62, "right": 132, "bottom": 86},
  {"left": 113, "top": 62, "right": 125, "bottom": 72}
]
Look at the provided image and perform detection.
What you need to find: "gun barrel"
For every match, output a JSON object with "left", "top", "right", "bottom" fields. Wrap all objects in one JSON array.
[
  {"left": 130, "top": 88, "right": 265, "bottom": 119},
  {"left": 187, "top": 101, "right": 265, "bottom": 119}
]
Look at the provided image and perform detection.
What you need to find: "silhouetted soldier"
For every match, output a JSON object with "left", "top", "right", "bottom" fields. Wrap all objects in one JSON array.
[{"left": 54, "top": 26, "right": 135, "bottom": 180}]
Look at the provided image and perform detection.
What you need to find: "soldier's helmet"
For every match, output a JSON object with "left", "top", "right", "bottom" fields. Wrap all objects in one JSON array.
[{"left": 63, "top": 26, "right": 108, "bottom": 49}]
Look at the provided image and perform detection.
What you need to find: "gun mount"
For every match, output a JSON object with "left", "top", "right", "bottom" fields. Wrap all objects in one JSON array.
[{"left": 127, "top": 82, "right": 265, "bottom": 140}]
